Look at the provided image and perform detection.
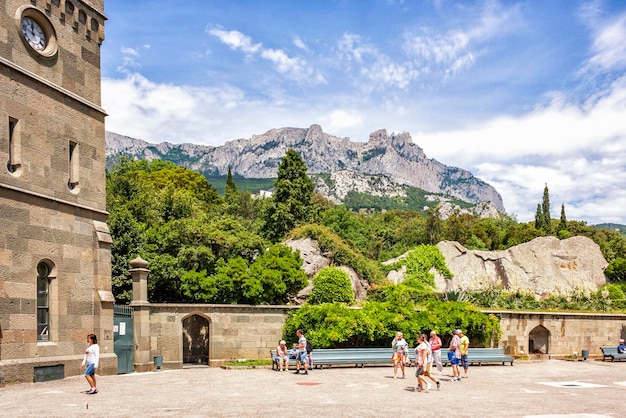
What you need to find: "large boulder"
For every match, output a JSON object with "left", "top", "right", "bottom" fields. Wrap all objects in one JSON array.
[
  {"left": 431, "top": 236, "right": 608, "bottom": 296},
  {"left": 284, "top": 237, "right": 368, "bottom": 302}
]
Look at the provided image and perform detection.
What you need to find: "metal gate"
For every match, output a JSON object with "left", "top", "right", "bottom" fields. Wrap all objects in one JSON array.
[
  {"left": 182, "top": 315, "right": 209, "bottom": 365},
  {"left": 113, "top": 304, "right": 134, "bottom": 374}
]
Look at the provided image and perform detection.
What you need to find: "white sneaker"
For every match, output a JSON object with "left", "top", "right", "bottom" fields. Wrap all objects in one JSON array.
[{"left": 426, "top": 382, "right": 432, "bottom": 391}]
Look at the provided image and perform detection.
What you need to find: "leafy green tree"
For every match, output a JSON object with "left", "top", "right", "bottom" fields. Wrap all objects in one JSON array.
[
  {"left": 107, "top": 207, "right": 144, "bottom": 304},
  {"left": 308, "top": 267, "right": 354, "bottom": 305},
  {"left": 262, "top": 149, "right": 314, "bottom": 241},
  {"left": 404, "top": 244, "right": 453, "bottom": 293},
  {"left": 244, "top": 244, "right": 308, "bottom": 305},
  {"left": 212, "top": 257, "right": 251, "bottom": 303},
  {"left": 425, "top": 205, "right": 443, "bottom": 244},
  {"left": 605, "top": 258, "right": 626, "bottom": 283}
]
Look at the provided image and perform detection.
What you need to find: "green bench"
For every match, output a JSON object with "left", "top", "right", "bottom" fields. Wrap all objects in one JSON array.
[
  {"left": 269, "top": 349, "right": 299, "bottom": 370},
  {"left": 447, "top": 348, "right": 514, "bottom": 366},
  {"left": 600, "top": 346, "right": 626, "bottom": 362},
  {"left": 271, "top": 346, "right": 513, "bottom": 370},
  {"left": 312, "top": 348, "right": 396, "bottom": 369}
]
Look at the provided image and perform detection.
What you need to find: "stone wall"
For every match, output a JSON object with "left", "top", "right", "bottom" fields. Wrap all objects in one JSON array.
[
  {"left": 496, "top": 311, "right": 626, "bottom": 358},
  {"left": 132, "top": 303, "right": 626, "bottom": 371},
  {"left": 0, "top": 0, "right": 113, "bottom": 385},
  {"left": 144, "top": 305, "right": 295, "bottom": 369}
]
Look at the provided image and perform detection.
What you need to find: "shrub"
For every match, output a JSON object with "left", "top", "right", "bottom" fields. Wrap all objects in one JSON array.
[
  {"left": 282, "top": 300, "right": 501, "bottom": 349},
  {"left": 308, "top": 267, "right": 354, "bottom": 305}
]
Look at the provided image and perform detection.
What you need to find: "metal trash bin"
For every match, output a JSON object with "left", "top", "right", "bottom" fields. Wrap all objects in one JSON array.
[
  {"left": 154, "top": 355, "right": 163, "bottom": 371},
  {"left": 581, "top": 350, "right": 589, "bottom": 360}
]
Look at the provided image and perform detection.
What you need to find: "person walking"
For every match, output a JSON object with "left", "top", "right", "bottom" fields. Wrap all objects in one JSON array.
[
  {"left": 391, "top": 332, "right": 408, "bottom": 379},
  {"left": 294, "top": 329, "right": 309, "bottom": 375},
  {"left": 459, "top": 330, "right": 470, "bottom": 378},
  {"left": 423, "top": 334, "right": 441, "bottom": 390},
  {"left": 80, "top": 333, "right": 100, "bottom": 394},
  {"left": 414, "top": 334, "right": 430, "bottom": 392},
  {"left": 448, "top": 330, "right": 462, "bottom": 382},
  {"left": 429, "top": 330, "right": 443, "bottom": 374}
]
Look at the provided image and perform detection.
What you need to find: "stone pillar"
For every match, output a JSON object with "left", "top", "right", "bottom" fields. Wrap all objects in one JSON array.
[{"left": 129, "top": 257, "right": 152, "bottom": 372}]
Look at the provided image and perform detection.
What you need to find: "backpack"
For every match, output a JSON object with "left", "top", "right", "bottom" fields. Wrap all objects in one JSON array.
[{"left": 306, "top": 339, "right": 313, "bottom": 353}]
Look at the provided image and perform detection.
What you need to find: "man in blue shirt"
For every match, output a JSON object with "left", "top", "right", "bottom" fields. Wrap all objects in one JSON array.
[{"left": 618, "top": 338, "right": 626, "bottom": 354}]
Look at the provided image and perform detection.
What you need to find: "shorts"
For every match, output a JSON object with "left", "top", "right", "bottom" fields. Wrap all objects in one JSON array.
[
  {"left": 274, "top": 356, "right": 286, "bottom": 363},
  {"left": 297, "top": 351, "right": 307, "bottom": 363},
  {"left": 461, "top": 354, "right": 469, "bottom": 369},
  {"left": 84, "top": 363, "right": 95, "bottom": 377},
  {"left": 450, "top": 357, "right": 460, "bottom": 366},
  {"left": 415, "top": 366, "right": 423, "bottom": 377}
]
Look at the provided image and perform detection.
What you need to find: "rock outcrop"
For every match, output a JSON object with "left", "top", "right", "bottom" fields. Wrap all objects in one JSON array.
[
  {"left": 284, "top": 238, "right": 369, "bottom": 302},
  {"left": 431, "top": 236, "right": 608, "bottom": 295},
  {"left": 288, "top": 235, "right": 608, "bottom": 302}
]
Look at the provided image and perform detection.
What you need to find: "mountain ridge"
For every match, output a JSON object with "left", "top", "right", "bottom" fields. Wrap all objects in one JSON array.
[{"left": 105, "top": 124, "right": 505, "bottom": 213}]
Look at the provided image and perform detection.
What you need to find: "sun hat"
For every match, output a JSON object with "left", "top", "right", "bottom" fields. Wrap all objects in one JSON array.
[{"left": 620, "top": 338, "right": 625, "bottom": 342}]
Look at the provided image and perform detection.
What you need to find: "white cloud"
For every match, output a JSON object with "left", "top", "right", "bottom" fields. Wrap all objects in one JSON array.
[
  {"left": 208, "top": 27, "right": 324, "bottom": 84},
  {"left": 121, "top": 47, "right": 139, "bottom": 56},
  {"left": 416, "top": 75, "right": 626, "bottom": 224},
  {"left": 207, "top": 27, "right": 262, "bottom": 54},
  {"left": 293, "top": 36, "right": 308, "bottom": 51},
  {"left": 261, "top": 48, "right": 302, "bottom": 73},
  {"left": 327, "top": 110, "right": 363, "bottom": 130},
  {"left": 585, "top": 14, "right": 626, "bottom": 73}
]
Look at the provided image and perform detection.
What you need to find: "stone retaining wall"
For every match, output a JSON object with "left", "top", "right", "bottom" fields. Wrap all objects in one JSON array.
[{"left": 133, "top": 304, "right": 626, "bottom": 371}]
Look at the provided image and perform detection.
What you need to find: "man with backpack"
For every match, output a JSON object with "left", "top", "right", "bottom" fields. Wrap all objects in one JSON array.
[
  {"left": 294, "top": 329, "right": 309, "bottom": 375},
  {"left": 306, "top": 337, "right": 313, "bottom": 369}
]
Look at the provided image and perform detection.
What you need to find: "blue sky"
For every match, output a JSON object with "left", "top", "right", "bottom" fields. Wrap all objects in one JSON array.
[{"left": 101, "top": 0, "right": 626, "bottom": 225}]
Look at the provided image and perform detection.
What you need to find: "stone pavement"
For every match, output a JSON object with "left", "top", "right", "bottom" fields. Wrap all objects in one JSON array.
[{"left": 1, "top": 359, "right": 625, "bottom": 417}]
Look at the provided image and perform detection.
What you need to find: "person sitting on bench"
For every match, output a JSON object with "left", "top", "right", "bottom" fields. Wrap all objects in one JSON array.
[{"left": 618, "top": 338, "right": 626, "bottom": 354}]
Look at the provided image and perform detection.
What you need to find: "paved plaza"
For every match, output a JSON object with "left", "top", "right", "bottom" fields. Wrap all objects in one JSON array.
[{"left": 1, "top": 359, "right": 625, "bottom": 417}]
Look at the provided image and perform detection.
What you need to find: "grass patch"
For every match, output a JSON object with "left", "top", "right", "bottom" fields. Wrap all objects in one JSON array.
[{"left": 223, "top": 359, "right": 273, "bottom": 367}]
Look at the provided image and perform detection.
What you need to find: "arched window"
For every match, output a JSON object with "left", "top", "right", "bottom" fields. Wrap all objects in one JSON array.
[{"left": 37, "top": 262, "right": 51, "bottom": 341}]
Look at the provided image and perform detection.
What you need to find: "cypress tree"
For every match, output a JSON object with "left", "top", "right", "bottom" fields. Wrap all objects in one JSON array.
[
  {"left": 535, "top": 204, "right": 543, "bottom": 231},
  {"left": 542, "top": 184, "right": 551, "bottom": 234},
  {"left": 224, "top": 166, "right": 238, "bottom": 204},
  {"left": 558, "top": 203, "right": 568, "bottom": 232}
]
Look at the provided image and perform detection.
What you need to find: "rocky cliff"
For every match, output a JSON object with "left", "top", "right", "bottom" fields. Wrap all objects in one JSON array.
[
  {"left": 385, "top": 236, "right": 608, "bottom": 296},
  {"left": 287, "top": 235, "right": 608, "bottom": 302},
  {"left": 106, "top": 124, "right": 505, "bottom": 212}
]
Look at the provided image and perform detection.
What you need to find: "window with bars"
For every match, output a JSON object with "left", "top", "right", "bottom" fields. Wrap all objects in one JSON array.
[{"left": 37, "top": 262, "right": 50, "bottom": 342}]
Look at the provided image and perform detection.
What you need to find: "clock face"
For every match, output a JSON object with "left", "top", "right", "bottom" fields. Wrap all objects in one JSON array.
[{"left": 21, "top": 16, "right": 47, "bottom": 51}]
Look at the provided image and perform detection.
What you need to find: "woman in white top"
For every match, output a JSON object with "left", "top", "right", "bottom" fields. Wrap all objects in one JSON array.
[
  {"left": 391, "top": 332, "right": 408, "bottom": 379},
  {"left": 80, "top": 333, "right": 100, "bottom": 394}
]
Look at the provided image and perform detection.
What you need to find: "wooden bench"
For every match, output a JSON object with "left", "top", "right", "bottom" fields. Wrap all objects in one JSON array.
[{"left": 600, "top": 346, "right": 626, "bottom": 362}]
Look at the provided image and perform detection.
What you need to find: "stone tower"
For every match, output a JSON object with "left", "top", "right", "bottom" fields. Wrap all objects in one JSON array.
[{"left": 0, "top": 0, "right": 115, "bottom": 384}]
